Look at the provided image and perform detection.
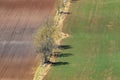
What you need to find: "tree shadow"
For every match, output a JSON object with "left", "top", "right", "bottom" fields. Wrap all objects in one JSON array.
[
  {"left": 71, "top": 0, "right": 80, "bottom": 2},
  {"left": 58, "top": 45, "right": 72, "bottom": 50},
  {"left": 72, "top": 0, "right": 80, "bottom": 1},
  {"left": 57, "top": 53, "right": 73, "bottom": 57},
  {"left": 60, "top": 11, "right": 71, "bottom": 14},
  {"left": 51, "top": 62, "right": 69, "bottom": 66}
]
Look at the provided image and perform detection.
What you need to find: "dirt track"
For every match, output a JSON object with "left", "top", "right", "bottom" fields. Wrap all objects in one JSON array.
[{"left": 0, "top": 0, "right": 55, "bottom": 80}]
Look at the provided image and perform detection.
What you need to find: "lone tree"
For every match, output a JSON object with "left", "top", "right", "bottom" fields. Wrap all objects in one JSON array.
[
  {"left": 34, "top": 17, "right": 56, "bottom": 64},
  {"left": 39, "top": 38, "right": 55, "bottom": 63}
]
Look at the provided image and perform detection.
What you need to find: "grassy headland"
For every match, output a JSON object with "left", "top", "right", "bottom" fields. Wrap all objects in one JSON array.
[{"left": 45, "top": 0, "right": 120, "bottom": 80}]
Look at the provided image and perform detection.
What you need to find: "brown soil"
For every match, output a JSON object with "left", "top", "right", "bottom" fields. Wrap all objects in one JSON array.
[{"left": 0, "top": 0, "right": 55, "bottom": 80}]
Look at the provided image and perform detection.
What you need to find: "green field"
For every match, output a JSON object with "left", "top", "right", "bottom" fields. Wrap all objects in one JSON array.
[{"left": 45, "top": 0, "right": 120, "bottom": 80}]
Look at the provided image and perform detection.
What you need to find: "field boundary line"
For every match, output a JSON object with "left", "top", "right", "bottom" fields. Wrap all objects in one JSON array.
[{"left": 33, "top": 1, "right": 71, "bottom": 80}]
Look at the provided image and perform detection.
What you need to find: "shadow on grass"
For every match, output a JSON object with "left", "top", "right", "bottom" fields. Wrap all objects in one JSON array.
[
  {"left": 51, "top": 62, "right": 69, "bottom": 66},
  {"left": 56, "top": 53, "right": 73, "bottom": 57},
  {"left": 58, "top": 45, "right": 72, "bottom": 50},
  {"left": 59, "top": 11, "right": 71, "bottom": 14},
  {"left": 71, "top": 0, "right": 80, "bottom": 2}
]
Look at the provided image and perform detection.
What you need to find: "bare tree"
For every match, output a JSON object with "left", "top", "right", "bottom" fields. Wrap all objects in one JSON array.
[
  {"left": 39, "top": 38, "right": 55, "bottom": 63},
  {"left": 34, "top": 17, "right": 56, "bottom": 64}
]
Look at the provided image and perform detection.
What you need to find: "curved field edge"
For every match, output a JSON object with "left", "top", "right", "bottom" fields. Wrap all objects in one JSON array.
[
  {"left": 44, "top": 0, "right": 120, "bottom": 80},
  {"left": 33, "top": 1, "right": 71, "bottom": 80}
]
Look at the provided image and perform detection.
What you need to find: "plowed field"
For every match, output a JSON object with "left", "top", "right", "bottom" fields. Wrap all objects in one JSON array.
[{"left": 0, "top": 0, "right": 55, "bottom": 80}]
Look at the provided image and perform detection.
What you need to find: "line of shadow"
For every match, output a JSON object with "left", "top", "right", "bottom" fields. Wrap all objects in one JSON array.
[
  {"left": 51, "top": 62, "right": 69, "bottom": 66},
  {"left": 49, "top": 45, "right": 72, "bottom": 66},
  {"left": 59, "top": 11, "right": 71, "bottom": 14},
  {"left": 71, "top": 0, "right": 80, "bottom": 2},
  {"left": 54, "top": 53, "right": 73, "bottom": 57},
  {"left": 58, "top": 45, "right": 72, "bottom": 50}
]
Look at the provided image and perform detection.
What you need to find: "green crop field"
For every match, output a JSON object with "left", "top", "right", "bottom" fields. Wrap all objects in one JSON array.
[{"left": 45, "top": 0, "right": 120, "bottom": 80}]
